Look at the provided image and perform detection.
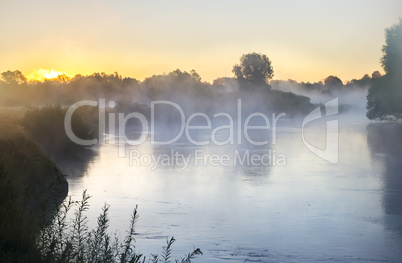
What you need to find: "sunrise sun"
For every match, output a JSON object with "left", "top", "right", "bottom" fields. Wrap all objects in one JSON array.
[{"left": 28, "top": 69, "right": 67, "bottom": 81}]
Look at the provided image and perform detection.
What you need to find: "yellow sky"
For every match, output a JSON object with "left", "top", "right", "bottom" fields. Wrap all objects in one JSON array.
[{"left": 0, "top": 0, "right": 401, "bottom": 83}]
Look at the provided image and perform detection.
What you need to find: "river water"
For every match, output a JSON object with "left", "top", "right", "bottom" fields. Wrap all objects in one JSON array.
[{"left": 63, "top": 115, "right": 402, "bottom": 262}]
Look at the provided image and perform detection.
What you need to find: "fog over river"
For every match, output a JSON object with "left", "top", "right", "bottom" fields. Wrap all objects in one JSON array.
[{"left": 61, "top": 113, "right": 402, "bottom": 262}]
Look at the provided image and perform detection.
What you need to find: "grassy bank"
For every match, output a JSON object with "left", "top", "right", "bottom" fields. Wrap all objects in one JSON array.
[
  {"left": 37, "top": 191, "right": 202, "bottom": 263},
  {"left": 0, "top": 108, "right": 68, "bottom": 261}
]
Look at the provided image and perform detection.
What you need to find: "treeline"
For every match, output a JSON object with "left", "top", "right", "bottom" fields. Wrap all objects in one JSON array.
[
  {"left": 271, "top": 72, "right": 381, "bottom": 96},
  {"left": 2, "top": 20, "right": 401, "bottom": 120},
  {"left": 2, "top": 68, "right": 376, "bottom": 105},
  {"left": 0, "top": 71, "right": 141, "bottom": 106},
  {"left": 0, "top": 68, "right": 314, "bottom": 118},
  {"left": 2, "top": 15, "right": 400, "bottom": 120}
]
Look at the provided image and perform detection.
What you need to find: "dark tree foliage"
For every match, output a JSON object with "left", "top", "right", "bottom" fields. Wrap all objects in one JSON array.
[
  {"left": 233, "top": 52, "right": 274, "bottom": 90},
  {"left": 371, "top": 71, "right": 382, "bottom": 79},
  {"left": 367, "top": 19, "right": 402, "bottom": 120},
  {"left": 367, "top": 74, "right": 402, "bottom": 120},
  {"left": 381, "top": 19, "right": 402, "bottom": 75},
  {"left": 324, "top": 75, "right": 343, "bottom": 88},
  {"left": 0, "top": 70, "right": 27, "bottom": 85}
]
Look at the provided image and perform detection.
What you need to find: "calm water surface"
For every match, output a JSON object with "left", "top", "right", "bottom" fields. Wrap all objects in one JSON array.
[{"left": 63, "top": 118, "right": 402, "bottom": 262}]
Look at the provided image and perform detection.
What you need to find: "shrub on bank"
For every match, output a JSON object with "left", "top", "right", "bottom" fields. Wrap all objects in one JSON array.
[{"left": 22, "top": 104, "right": 99, "bottom": 153}]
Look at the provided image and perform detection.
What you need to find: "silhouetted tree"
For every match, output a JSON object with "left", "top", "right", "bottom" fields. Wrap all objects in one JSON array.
[
  {"left": 142, "top": 69, "right": 210, "bottom": 103},
  {"left": 367, "top": 19, "right": 402, "bottom": 120},
  {"left": 190, "top": 69, "right": 201, "bottom": 82},
  {"left": 0, "top": 70, "right": 30, "bottom": 106},
  {"left": 346, "top": 73, "right": 374, "bottom": 88},
  {"left": 0, "top": 70, "right": 27, "bottom": 85},
  {"left": 381, "top": 19, "right": 402, "bottom": 76},
  {"left": 233, "top": 52, "right": 273, "bottom": 91},
  {"left": 324, "top": 75, "right": 343, "bottom": 88},
  {"left": 371, "top": 71, "right": 382, "bottom": 79}
]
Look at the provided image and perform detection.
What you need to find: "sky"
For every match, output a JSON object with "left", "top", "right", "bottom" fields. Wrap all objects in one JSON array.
[{"left": 0, "top": 0, "right": 401, "bottom": 83}]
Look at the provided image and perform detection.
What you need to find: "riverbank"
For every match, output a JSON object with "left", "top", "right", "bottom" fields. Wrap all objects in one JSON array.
[
  {"left": 0, "top": 107, "right": 204, "bottom": 262},
  {"left": 0, "top": 108, "right": 68, "bottom": 261}
]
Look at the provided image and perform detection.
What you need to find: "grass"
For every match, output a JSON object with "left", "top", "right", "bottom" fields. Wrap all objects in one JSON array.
[{"left": 36, "top": 191, "right": 203, "bottom": 263}]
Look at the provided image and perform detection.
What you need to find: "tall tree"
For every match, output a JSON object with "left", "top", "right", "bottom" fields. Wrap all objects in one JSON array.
[
  {"left": 233, "top": 52, "right": 274, "bottom": 91},
  {"left": 381, "top": 19, "right": 402, "bottom": 76},
  {"left": 367, "top": 19, "right": 402, "bottom": 120}
]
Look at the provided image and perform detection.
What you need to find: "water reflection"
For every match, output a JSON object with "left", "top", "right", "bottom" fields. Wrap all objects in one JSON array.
[
  {"left": 62, "top": 122, "right": 402, "bottom": 262},
  {"left": 48, "top": 147, "right": 98, "bottom": 177},
  {"left": 367, "top": 123, "right": 402, "bottom": 233}
]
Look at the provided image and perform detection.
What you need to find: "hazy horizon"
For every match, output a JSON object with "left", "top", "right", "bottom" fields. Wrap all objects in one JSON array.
[{"left": 1, "top": 0, "right": 401, "bottom": 83}]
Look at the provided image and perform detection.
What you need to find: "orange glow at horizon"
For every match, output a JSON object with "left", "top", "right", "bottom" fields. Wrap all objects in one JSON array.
[
  {"left": 1, "top": 1, "right": 401, "bottom": 85},
  {"left": 28, "top": 69, "right": 69, "bottom": 81}
]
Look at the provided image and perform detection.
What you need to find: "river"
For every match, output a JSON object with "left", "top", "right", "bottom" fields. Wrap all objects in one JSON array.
[{"left": 62, "top": 114, "right": 402, "bottom": 262}]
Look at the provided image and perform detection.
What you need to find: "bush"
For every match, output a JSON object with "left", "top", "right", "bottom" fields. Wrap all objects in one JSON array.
[{"left": 22, "top": 104, "right": 99, "bottom": 153}]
